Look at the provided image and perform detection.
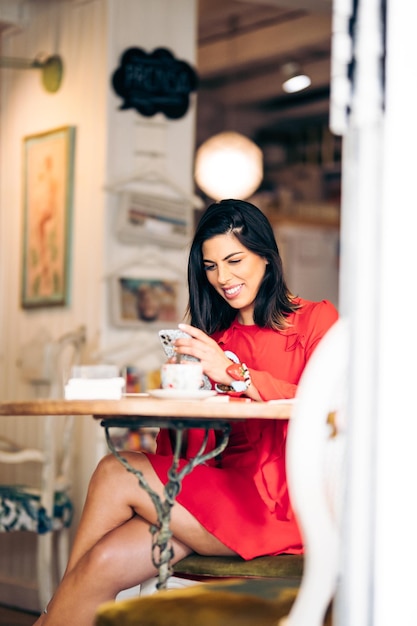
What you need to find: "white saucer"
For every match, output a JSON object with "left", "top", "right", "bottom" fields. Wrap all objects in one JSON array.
[{"left": 148, "top": 389, "right": 217, "bottom": 400}]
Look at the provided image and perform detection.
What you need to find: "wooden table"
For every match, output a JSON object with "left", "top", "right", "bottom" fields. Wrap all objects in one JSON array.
[
  {"left": 0, "top": 397, "right": 293, "bottom": 421},
  {"left": 0, "top": 396, "right": 294, "bottom": 588}
]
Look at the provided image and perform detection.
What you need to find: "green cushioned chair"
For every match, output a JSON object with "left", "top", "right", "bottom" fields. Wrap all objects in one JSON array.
[
  {"left": 96, "top": 577, "right": 333, "bottom": 626},
  {"left": 172, "top": 553, "right": 303, "bottom": 582},
  {"left": 136, "top": 553, "right": 304, "bottom": 598}
]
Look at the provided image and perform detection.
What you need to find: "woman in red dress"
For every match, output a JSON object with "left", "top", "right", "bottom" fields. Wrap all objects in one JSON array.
[{"left": 35, "top": 199, "right": 338, "bottom": 626}]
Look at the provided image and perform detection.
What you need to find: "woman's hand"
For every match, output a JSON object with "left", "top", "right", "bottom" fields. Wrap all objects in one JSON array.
[
  {"left": 174, "top": 323, "right": 263, "bottom": 401},
  {"left": 174, "top": 323, "right": 233, "bottom": 386}
]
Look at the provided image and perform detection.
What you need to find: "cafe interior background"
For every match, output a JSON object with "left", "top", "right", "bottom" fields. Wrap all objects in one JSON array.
[{"left": 0, "top": 0, "right": 416, "bottom": 622}]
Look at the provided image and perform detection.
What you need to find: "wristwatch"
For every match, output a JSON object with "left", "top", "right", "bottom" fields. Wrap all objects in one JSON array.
[{"left": 215, "top": 351, "right": 251, "bottom": 396}]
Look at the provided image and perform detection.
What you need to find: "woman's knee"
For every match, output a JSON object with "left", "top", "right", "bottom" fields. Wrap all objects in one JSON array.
[
  {"left": 95, "top": 452, "right": 120, "bottom": 476},
  {"left": 88, "top": 452, "right": 153, "bottom": 501},
  {"left": 94, "top": 451, "right": 149, "bottom": 478},
  {"left": 89, "top": 454, "right": 121, "bottom": 490},
  {"left": 91, "top": 452, "right": 145, "bottom": 486}
]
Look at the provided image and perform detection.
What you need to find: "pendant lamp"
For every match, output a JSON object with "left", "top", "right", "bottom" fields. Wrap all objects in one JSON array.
[{"left": 194, "top": 131, "right": 263, "bottom": 201}]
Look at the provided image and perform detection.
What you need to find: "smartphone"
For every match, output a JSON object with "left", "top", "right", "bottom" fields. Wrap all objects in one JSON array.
[{"left": 158, "top": 329, "right": 198, "bottom": 362}]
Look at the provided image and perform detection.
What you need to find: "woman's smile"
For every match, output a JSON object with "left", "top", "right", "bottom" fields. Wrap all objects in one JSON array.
[{"left": 222, "top": 283, "right": 244, "bottom": 299}]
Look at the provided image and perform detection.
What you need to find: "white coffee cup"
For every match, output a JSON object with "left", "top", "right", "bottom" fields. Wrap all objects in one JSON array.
[{"left": 160, "top": 362, "right": 203, "bottom": 392}]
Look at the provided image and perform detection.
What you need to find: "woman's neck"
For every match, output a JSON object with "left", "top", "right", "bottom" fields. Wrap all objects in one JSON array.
[{"left": 237, "top": 309, "right": 254, "bottom": 326}]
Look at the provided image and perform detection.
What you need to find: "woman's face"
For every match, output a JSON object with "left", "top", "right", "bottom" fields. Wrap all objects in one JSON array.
[{"left": 202, "top": 232, "right": 268, "bottom": 324}]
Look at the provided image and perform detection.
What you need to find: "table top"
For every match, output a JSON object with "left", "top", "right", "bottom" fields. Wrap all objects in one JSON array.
[{"left": 0, "top": 396, "right": 294, "bottom": 422}]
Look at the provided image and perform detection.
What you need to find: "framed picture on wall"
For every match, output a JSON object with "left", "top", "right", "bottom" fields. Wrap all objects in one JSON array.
[
  {"left": 115, "top": 191, "right": 191, "bottom": 249},
  {"left": 21, "top": 126, "right": 76, "bottom": 308},
  {"left": 110, "top": 275, "right": 180, "bottom": 329}
]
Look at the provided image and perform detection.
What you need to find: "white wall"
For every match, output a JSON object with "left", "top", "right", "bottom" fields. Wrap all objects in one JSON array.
[
  {"left": 0, "top": 0, "right": 198, "bottom": 610},
  {"left": 275, "top": 222, "right": 339, "bottom": 308}
]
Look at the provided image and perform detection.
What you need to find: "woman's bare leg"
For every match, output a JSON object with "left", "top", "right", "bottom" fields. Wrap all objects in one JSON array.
[
  {"left": 35, "top": 515, "right": 191, "bottom": 626},
  {"left": 65, "top": 452, "right": 234, "bottom": 572},
  {"left": 33, "top": 452, "right": 236, "bottom": 626}
]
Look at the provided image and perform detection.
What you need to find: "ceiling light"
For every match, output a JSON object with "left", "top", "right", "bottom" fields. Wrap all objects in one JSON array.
[
  {"left": 282, "top": 62, "right": 311, "bottom": 94},
  {"left": 194, "top": 131, "right": 263, "bottom": 201}
]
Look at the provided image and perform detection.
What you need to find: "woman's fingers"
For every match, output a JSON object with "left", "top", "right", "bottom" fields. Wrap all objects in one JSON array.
[
  {"left": 173, "top": 324, "right": 211, "bottom": 356},
  {"left": 175, "top": 324, "right": 211, "bottom": 353},
  {"left": 175, "top": 324, "right": 221, "bottom": 359},
  {"left": 173, "top": 324, "right": 232, "bottom": 384},
  {"left": 177, "top": 323, "right": 209, "bottom": 343}
]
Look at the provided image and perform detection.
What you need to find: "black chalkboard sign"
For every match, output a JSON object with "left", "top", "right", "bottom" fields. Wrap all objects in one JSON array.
[{"left": 111, "top": 47, "right": 198, "bottom": 119}]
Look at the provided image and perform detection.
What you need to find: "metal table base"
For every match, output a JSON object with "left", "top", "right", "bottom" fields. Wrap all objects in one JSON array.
[{"left": 102, "top": 417, "right": 232, "bottom": 590}]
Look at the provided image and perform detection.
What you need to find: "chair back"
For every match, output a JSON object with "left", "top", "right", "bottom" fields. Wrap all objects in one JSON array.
[
  {"left": 0, "top": 325, "right": 86, "bottom": 611},
  {"left": 284, "top": 318, "right": 348, "bottom": 626}
]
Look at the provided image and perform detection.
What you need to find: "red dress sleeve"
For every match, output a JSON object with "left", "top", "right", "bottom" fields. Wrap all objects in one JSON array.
[
  {"left": 213, "top": 299, "right": 339, "bottom": 401},
  {"left": 250, "top": 299, "right": 339, "bottom": 400}
]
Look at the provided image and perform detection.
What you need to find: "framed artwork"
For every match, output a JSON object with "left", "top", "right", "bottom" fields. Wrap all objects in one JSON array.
[
  {"left": 115, "top": 191, "right": 191, "bottom": 249},
  {"left": 21, "top": 126, "right": 76, "bottom": 308},
  {"left": 110, "top": 275, "right": 180, "bottom": 329}
]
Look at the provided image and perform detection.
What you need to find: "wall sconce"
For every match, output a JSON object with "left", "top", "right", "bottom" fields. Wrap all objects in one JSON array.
[
  {"left": 0, "top": 54, "right": 63, "bottom": 93},
  {"left": 282, "top": 62, "right": 311, "bottom": 94},
  {"left": 194, "top": 131, "right": 263, "bottom": 201}
]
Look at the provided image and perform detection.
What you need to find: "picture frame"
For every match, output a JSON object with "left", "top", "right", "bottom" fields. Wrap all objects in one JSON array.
[
  {"left": 21, "top": 126, "right": 76, "bottom": 308},
  {"left": 115, "top": 190, "right": 191, "bottom": 249},
  {"left": 110, "top": 275, "right": 181, "bottom": 329}
]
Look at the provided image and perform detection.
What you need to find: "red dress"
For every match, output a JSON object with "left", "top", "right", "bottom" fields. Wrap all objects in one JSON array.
[{"left": 146, "top": 298, "right": 338, "bottom": 559}]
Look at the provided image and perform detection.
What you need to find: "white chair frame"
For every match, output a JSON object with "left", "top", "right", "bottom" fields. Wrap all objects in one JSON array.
[
  {"left": 283, "top": 317, "right": 348, "bottom": 626},
  {"left": 0, "top": 325, "right": 86, "bottom": 610}
]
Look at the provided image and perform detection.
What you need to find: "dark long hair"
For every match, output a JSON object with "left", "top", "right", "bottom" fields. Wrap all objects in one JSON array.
[{"left": 187, "top": 199, "right": 299, "bottom": 334}]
